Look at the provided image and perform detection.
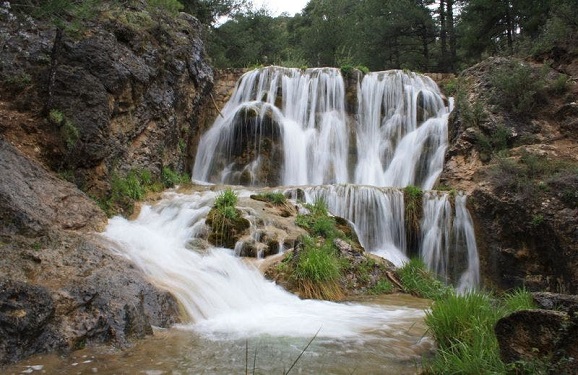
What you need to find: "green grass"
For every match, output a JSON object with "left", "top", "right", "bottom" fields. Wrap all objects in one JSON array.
[
  {"left": 423, "top": 288, "right": 537, "bottom": 374},
  {"left": 251, "top": 191, "right": 287, "bottom": 205},
  {"left": 368, "top": 279, "right": 394, "bottom": 295},
  {"left": 397, "top": 258, "right": 452, "bottom": 301},
  {"left": 214, "top": 188, "right": 238, "bottom": 209},
  {"left": 293, "top": 236, "right": 343, "bottom": 300}
]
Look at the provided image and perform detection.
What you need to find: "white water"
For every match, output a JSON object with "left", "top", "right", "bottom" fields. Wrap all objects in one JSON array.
[
  {"left": 303, "top": 185, "right": 408, "bottom": 267},
  {"left": 193, "top": 67, "right": 350, "bottom": 186},
  {"left": 189, "top": 66, "right": 479, "bottom": 289},
  {"left": 355, "top": 71, "right": 448, "bottom": 189},
  {"left": 193, "top": 67, "right": 449, "bottom": 188},
  {"left": 104, "top": 191, "right": 425, "bottom": 340}
]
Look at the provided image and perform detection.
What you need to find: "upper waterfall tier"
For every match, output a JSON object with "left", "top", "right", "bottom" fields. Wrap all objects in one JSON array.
[{"left": 193, "top": 66, "right": 449, "bottom": 189}]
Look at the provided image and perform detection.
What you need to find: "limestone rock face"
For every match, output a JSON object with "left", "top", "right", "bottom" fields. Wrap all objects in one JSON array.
[
  {"left": 0, "top": 140, "right": 181, "bottom": 364},
  {"left": 1, "top": 9, "right": 214, "bottom": 198},
  {"left": 0, "top": 139, "right": 107, "bottom": 235},
  {"left": 440, "top": 57, "right": 578, "bottom": 293}
]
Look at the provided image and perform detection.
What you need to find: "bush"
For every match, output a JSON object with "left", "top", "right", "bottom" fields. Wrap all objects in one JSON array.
[
  {"left": 161, "top": 166, "right": 189, "bottom": 188},
  {"left": 488, "top": 61, "right": 545, "bottom": 116}
]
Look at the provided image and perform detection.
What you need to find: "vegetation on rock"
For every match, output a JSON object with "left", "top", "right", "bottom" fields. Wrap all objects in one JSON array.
[
  {"left": 269, "top": 199, "right": 395, "bottom": 300},
  {"left": 206, "top": 189, "right": 250, "bottom": 248}
]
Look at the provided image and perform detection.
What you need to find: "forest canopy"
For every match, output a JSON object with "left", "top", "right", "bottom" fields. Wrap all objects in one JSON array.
[
  {"left": 205, "top": 0, "right": 578, "bottom": 72},
  {"left": 6, "top": 0, "right": 577, "bottom": 72}
]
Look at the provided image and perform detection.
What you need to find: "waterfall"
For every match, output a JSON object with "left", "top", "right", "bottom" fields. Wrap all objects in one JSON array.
[
  {"left": 303, "top": 185, "right": 407, "bottom": 267},
  {"left": 193, "top": 68, "right": 448, "bottom": 189},
  {"left": 192, "top": 67, "right": 350, "bottom": 186},
  {"left": 355, "top": 71, "right": 448, "bottom": 189},
  {"left": 104, "top": 191, "right": 425, "bottom": 339},
  {"left": 190, "top": 66, "right": 479, "bottom": 289}
]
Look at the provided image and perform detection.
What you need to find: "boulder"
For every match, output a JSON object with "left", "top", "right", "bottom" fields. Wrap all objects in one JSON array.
[{"left": 495, "top": 308, "right": 578, "bottom": 373}]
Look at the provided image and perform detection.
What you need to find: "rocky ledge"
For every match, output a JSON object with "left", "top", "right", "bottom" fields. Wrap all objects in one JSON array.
[{"left": 0, "top": 103, "right": 180, "bottom": 366}]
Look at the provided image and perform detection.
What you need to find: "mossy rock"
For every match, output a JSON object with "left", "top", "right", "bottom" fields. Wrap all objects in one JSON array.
[{"left": 206, "top": 208, "right": 250, "bottom": 249}]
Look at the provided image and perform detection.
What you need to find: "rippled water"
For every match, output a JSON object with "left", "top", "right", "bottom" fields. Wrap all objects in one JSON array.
[{"left": 3, "top": 295, "right": 432, "bottom": 375}]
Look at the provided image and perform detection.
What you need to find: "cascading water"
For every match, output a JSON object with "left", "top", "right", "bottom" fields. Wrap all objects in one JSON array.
[
  {"left": 99, "top": 65, "right": 480, "bottom": 372},
  {"left": 190, "top": 66, "right": 478, "bottom": 288},
  {"left": 193, "top": 67, "right": 350, "bottom": 186}
]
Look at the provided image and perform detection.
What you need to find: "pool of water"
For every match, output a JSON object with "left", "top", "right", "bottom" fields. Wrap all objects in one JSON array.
[{"left": 3, "top": 295, "right": 433, "bottom": 375}]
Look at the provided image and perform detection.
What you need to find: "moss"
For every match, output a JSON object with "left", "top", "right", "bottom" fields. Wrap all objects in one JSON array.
[{"left": 403, "top": 185, "right": 423, "bottom": 254}]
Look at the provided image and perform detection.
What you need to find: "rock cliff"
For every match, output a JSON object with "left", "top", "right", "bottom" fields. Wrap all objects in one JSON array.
[
  {"left": 440, "top": 56, "right": 578, "bottom": 293},
  {"left": 0, "top": 2, "right": 213, "bottom": 364}
]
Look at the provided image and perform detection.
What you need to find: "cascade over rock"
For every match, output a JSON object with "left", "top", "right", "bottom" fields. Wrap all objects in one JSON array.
[{"left": 193, "top": 66, "right": 479, "bottom": 290}]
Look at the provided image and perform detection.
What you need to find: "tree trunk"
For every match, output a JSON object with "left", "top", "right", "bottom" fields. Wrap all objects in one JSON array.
[
  {"left": 439, "top": 0, "right": 447, "bottom": 71},
  {"left": 447, "top": 0, "right": 456, "bottom": 71}
]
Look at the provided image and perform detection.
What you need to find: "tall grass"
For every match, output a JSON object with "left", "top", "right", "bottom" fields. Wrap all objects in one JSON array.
[
  {"left": 293, "top": 236, "right": 343, "bottom": 300},
  {"left": 397, "top": 258, "right": 452, "bottom": 301},
  {"left": 423, "top": 288, "right": 536, "bottom": 374}
]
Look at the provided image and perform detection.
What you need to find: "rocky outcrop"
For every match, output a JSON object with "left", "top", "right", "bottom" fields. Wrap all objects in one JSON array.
[
  {"left": 495, "top": 293, "right": 578, "bottom": 373},
  {"left": 0, "top": 138, "right": 180, "bottom": 365},
  {"left": 0, "top": 139, "right": 107, "bottom": 236},
  {"left": 440, "top": 56, "right": 578, "bottom": 292},
  {"left": 1, "top": 4, "right": 214, "bottom": 199}
]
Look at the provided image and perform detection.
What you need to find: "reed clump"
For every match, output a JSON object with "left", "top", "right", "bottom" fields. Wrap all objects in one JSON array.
[{"left": 423, "top": 288, "right": 536, "bottom": 374}]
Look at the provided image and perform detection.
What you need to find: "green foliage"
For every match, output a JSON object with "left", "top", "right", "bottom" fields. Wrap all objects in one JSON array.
[
  {"left": 424, "top": 288, "right": 538, "bottom": 374},
  {"left": 474, "top": 125, "right": 510, "bottom": 158},
  {"left": 502, "top": 288, "right": 535, "bottom": 312},
  {"left": 147, "top": 0, "right": 184, "bottom": 14},
  {"left": 295, "top": 199, "right": 340, "bottom": 239},
  {"left": 294, "top": 236, "right": 341, "bottom": 283},
  {"left": 4, "top": 72, "right": 32, "bottom": 91},
  {"left": 340, "top": 65, "right": 369, "bottom": 77},
  {"left": 397, "top": 258, "right": 453, "bottom": 301},
  {"left": 292, "top": 236, "right": 344, "bottom": 300},
  {"left": 251, "top": 191, "right": 287, "bottom": 205},
  {"left": 214, "top": 188, "right": 238, "bottom": 209},
  {"left": 12, "top": 0, "right": 102, "bottom": 34},
  {"left": 161, "top": 166, "right": 190, "bottom": 188},
  {"left": 368, "top": 279, "right": 394, "bottom": 295},
  {"left": 49, "top": 109, "right": 79, "bottom": 149},
  {"left": 488, "top": 61, "right": 545, "bottom": 116},
  {"left": 454, "top": 79, "right": 487, "bottom": 129},
  {"left": 490, "top": 150, "right": 578, "bottom": 207},
  {"left": 530, "top": 214, "right": 544, "bottom": 227}
]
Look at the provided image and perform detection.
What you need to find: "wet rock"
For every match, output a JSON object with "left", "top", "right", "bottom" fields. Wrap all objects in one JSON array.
[
  {"left": 0, "top": 231, "right": 181, "bottom": 365},
  {"left": 0, "top": 139, "right": 107, "bottom": 235},
  {"left": 532, "top": 292, "right": 578, "bottom": 313},
  {"left": 206, "top": 208, "right": 251, "bottom": 249},
  {"left": 495, "top": 309, "right": 578, "bottom": 373},
  {"left": 0, "top": 279, "right": 60, "bottom": 364}
]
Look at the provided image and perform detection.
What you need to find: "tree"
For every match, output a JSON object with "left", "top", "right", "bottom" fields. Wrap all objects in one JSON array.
[
  {"left": 208, "top": 9, "right": 289, "bottom": 67},
  {"left": 181, "top": 0, "right": 251, "bottom": 24}
]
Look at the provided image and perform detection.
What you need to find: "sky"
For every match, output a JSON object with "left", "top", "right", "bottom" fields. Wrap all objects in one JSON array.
[{"left": 252, "top": 0, "right": 309, "bottom": 16}]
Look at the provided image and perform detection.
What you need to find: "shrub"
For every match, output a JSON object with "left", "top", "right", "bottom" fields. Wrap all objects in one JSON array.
[
  {"left": 474, "top": 125, "right": 510, "bottom": 157},
  {"left": 488, "top": 61, "right": 545, "bottom": 116},
  {"left": 161, "top": 166, "right": 189, "bottom": 188}
]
